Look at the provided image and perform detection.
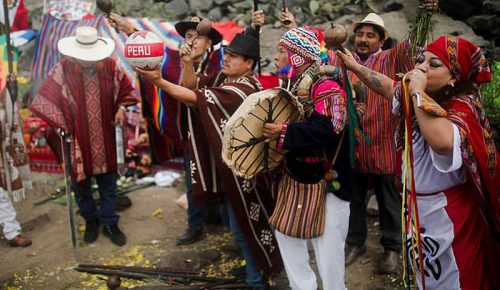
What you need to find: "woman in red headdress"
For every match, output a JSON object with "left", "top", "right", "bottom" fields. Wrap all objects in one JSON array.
[{"left": 338, "top": 36, "right": 499, "bottom": 290}]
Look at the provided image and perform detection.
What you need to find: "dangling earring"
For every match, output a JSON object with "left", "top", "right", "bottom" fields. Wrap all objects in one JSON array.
[{"left": 448, "top": 81, "right": 455, "bottom": 87}]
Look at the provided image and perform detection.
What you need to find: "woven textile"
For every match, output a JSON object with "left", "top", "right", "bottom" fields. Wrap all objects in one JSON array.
[
  {"left": 279, "top": 27, "right": 321, "bottom": 65},
  {"left": 328, "top": 38, "right": 415, "bottom": 174},
  {"left": 30, "top": 14, "right": 183, "bottom": 91},
  {"left": 269, "top": 173, "right": 327, "bottom": 239}
]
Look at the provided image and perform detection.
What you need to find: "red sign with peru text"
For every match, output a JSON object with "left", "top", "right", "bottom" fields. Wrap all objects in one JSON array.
[{"left": 125, "top": 43, "right": 164, "bottom": 58}]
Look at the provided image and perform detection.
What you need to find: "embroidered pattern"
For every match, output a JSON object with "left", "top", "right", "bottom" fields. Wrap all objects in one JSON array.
[
  {"left": 290, "top": 53, "right": 306, "bottom": 67},
  {"left": 204, "top": 90, "right": 215, "bottom": 104},
  {"left": 219, "top": 118, "right": 227, "bottom": 131},
  {"left": 446, "top": 36, "right": 460, "bottom": 82},
  {"left": 249, "top": 202, "right": 261, "bottom": 221},
  {"left": 190, "top": 160, "right": 198, "bottom": 184},
  {"left": 260, "top": 229, "right": 273, "bottom": 246}
]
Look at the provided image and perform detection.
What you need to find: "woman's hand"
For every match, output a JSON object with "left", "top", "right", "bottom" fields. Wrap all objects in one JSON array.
[
  {"left": 406, "top": 69, "right": 427, "bottom": 95},
  {"left": 263, "top": 121, "right": 283, "bottom": 143},
  {"left": 336, "top": 49, "right": 358, "bottom": 72},
  {"left": 135, "top": 67, "right": 162, "bottom": 85},
  {"left": 422, "top": 0, "right": 439, "bottom": 11}
]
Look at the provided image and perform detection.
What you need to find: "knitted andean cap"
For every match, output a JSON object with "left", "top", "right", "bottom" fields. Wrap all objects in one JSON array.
[{"left": 279, "top": 27, "right": 321, "bottom": 65}]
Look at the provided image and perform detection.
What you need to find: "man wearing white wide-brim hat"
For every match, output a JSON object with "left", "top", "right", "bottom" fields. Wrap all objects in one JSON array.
[
  {"left": 324, "top": 0, "right": 439, "bottom": 274},
  {"left": 30, "top": 26, "right": 137, "bottom": 247}
]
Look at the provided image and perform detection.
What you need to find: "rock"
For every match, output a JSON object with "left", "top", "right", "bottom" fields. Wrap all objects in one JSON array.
[
  {"left": 489, "top": 46, "right": 500, "bottom": 60},
  {"left": 483, "top": 0, "right": 500, "bottom": 14},
  {"left": 309, "top": 0, "right": 320, "bottom": 15},
  {"left": 233, "top": 0, "right": 253, "bottom": 10},
  {"left": 292, "top": 7, "right": 307, "bottom": 25},
  {"left": 214, "top": 0, "right": 229, "bottom": 4},
  {"left": 378, "top": 11, "right": 410, "bottom": 41},
  {"left": 319, "top": 2, "right": 335, "bottom": 15},
  {"left": 432, "top": 14, "right": 490, "bottom": 47},
  {"left": 440, "top": 0, "right": 482, "bottom": 19},
  {"left": 382, "top": 0, "right": 404, "bottom": 12},
  {"left": 190, "top": 0, "right": 214, "bottom": 11},
  {"left": 466, "top": 15, "right": 500, "bottom": 36},
  {"left": 208, "top": 7, "right": 223, "bottom": 20},
  {"left": 226, "top": 4, "right": 237, "bottom": 13},
  {"left": 343, "top": 4, "right": 362, "bottom": 15},
  {"left": 332, "top": 14, "right": 358, "bottom": 27},
  {"left": 166, "top": 0, "right": 191, "bottom": 18},
  {"left": 259, "top": 3, "right": 270, "bottom": 11},
  {"left": 118, "top": 0, "right": 154, "bottom": 17}
]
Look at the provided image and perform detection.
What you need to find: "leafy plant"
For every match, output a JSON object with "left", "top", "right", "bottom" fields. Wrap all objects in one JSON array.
[{"left": 481, "top": 61, "right": 500, "bottom": 123}]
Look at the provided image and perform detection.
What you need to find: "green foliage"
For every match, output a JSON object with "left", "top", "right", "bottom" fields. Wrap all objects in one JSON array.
[{"left": 481, "top": 61, "right": 500, "bottom": 123}]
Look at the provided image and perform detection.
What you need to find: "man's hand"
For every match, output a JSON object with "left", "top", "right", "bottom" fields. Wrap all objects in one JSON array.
[
  {"left": 262, "top": 121, "right": 283, "bottom": 143},
  {"left": 180, "top": 43, "right": 195, "bottom": 64},
  {"left": 114, "top": 106, "right": 126, "bottom": 127},
  {"left": 251, "top": 10, "right": 265, "bottom": 29},
  {"left": 108, "top": 12, "right": 135, "bottom": 35},
  {"left": 135, "top": 67, "right": 162, "bottom": 85},
  {"left": 279, "top": 8, "right": 298, "bottom": 30},
  {"left": 336, "top": 49, "right": 359, "bottom": 72},
  {"left": 422, "top": 0, "right": 439, "bottom": 11}
]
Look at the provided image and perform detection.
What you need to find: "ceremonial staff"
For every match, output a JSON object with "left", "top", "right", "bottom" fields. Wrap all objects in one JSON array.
[
  {"left": 253, "top": 0, "right": 261, "bottom": 76},
  {"left": 2, "top": 0, "right": 16, "bottom": 104},
  {"left": 59, "top": 129, "right": 78, "bottom": 248},
  {"left": 2, "top": 0, "right": 17, "bottom": 199}
]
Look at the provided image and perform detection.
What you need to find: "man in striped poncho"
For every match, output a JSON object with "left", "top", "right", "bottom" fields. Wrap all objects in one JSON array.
[
  {"left": 326, "top": 2, "right": 439, "bottom": 273},
  {"left": 262, "top": 26, "right": 353, "bottom": 290}
]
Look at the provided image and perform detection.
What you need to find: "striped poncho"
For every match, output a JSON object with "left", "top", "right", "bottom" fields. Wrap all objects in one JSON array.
[
  {"left": 328, "top": 39, "right": 414, "bottom": 174},
  {"left": 189, "top": 71, "right": 283, "bottom": 276},
  {"left": 139, "top": 48, "right": 222, "bottom": 163}
]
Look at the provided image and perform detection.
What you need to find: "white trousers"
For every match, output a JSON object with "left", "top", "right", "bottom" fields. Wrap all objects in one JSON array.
[
  {"left": 275, "top": 193, "right": 350, "bottom": 290},
  {"left": 0, "top": 187, "right": 22, "bottom": 240}
]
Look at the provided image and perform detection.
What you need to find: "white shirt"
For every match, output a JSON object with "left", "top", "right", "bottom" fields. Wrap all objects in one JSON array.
[{"left": 393, "top": 97, "right": 467, "bottom": 193}]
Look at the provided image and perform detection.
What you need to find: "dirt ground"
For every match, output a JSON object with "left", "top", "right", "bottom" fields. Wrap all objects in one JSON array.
[{"left": 1, "top": 173, "right": 406, "bottom": 290}]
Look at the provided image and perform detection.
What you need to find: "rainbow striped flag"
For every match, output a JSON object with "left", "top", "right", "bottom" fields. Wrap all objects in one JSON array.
[
  {"left": 0, "top": 34, "right": 18, "bottom": 92},
  {"left": 30, "top": 14, "right": 183, "bottom": 94}
]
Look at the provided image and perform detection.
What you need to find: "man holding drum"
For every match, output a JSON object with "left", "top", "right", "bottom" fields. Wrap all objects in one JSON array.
[{"left": 262, "top": 27, "right": 353, "bottom": 290}]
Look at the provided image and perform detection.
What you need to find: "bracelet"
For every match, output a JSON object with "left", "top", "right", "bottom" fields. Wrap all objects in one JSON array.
[{"left": 411, "top": 92, "right": 423, "bottom": 107}]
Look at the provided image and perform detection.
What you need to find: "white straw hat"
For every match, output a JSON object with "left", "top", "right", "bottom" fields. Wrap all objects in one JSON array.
[
  {"left": 58, "top": 26, "right": 115, "bottom": 61},
  {"left": 352, "top": 13, "right": 389, "bottom": 40}
]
